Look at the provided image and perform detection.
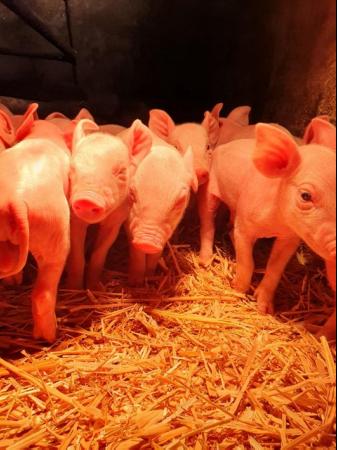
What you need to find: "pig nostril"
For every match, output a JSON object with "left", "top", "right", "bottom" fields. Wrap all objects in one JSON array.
[
  {"left": 196, "top": 170, "right": 209, "bottom": 185},
  {"left": 72, "top": 198, "right": 105, "bottom": 218}
]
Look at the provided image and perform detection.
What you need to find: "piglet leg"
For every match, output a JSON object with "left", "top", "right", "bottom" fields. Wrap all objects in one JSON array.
[
  {"left": 146, "top": 252, "right": 162, "bottom": 278},
  {"left": 129, "top": 245, "right": 146, "bottom": 286},
  {"left": 255, "top": 237, "right": 300, "bottom": 314},
  {"left": 198, "top": 184, "right": 220, "bottom": 266},
  {"left": 32, "top": 259, "right": 66, "bottom": 343},
  {"left": 87, "top": 222, "right": 122, "bottom": 290},
  {"left": 66, "top": 215, "right": 88, "bottom": 289},
  {"left": 317, "top": 259, "right": 336, "bottom": 341},
  {"left": 232, "top": 225, "right": 256, "bottom": 293}
]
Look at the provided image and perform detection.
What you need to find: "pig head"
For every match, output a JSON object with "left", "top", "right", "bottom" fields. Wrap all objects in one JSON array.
[
  {"left": 149, "top": 109, "right": 219, "bottom": 185},
  {"left": 70, "top": 119, "right": 151, "bottom": 224},
  {"left": 128, "top": 144, "right": 198, "bottom": 285},
  {"left": 253, "top": 122, "right": 336, "bottom": 264}
]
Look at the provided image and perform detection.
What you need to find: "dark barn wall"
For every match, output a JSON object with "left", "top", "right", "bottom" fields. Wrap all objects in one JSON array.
[
  {"left": 260, "top": 0, "right": 336, "bottom": 135},
  {"left": 0, "top": 0, "right": 335, "bottom": 131}
]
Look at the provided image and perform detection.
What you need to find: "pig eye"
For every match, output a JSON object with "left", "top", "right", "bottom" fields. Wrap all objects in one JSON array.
[
  {"left": 301, "top": 192, "right": 313, "bottom": 202},
  {"left": 298, "top": 188, "right": 315, "bottom": 210}
]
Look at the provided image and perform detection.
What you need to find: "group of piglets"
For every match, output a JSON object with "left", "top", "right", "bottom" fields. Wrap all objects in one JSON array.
[{"left": 0, "top": 100, "right": 335, "bottom": 342}]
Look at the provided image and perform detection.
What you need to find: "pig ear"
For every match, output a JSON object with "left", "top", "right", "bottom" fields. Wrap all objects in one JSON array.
[
  {"left": 211, "top": 103, "right": 224, "bottom": 122},
  {"left": 74, "top": 108, "right": 94, "bottom": 122},
  {"left": 72, "top": 119, "right": 100, "bottom": 150},
  {"left": 0, "top": 103, "right": 13, "bottom": 116},
  {"left": 0, "top": 110, "right": 15, "bottom": 147},
  {"left": 202, "top": 111, "right": 220, "bottom": 148},
  {"left": 46, "top": 112, "right": 68, "bottom": 120},
  {"left": 303, "top": 117, "right": 336, "bottom": 151},
  {"left": 148, "top": 109, "right": 175, "bottom": 141},
  {"left": 15, "top": 103, "right": 39, "bottom": 141},
  {"left": 126, "top": 119, "right": 152, "bottom": 166},
  {"left": 254, "top": 123, "right": 301, "bottom": 178},
  {"left": 227, "top": 106, "right": 251, "bottom": 126},
  {"left": 184, "top": 146, "right": 199, "bottom": 193}
]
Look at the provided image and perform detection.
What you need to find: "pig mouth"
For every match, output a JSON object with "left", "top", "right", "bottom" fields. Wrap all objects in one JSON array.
[
  {"left": 309, "top": 238, "right": 336, "bottom": 262},
  {"left": 326, "top": 240, "right": 337, "bottom": 260},
  {"left": 0, "top": 241, "right": 20, "bottom": 277},
  {"left": 132, "top": 235, "right": 164, "bottom": 255},
  {"left": 71, "top": 191, "right": 107, "bottom": 224}
]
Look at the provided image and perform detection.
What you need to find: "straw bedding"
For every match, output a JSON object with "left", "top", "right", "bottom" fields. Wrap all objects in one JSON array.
[{"left": 0, "top": 230, "right": 336, "bottom": 449}]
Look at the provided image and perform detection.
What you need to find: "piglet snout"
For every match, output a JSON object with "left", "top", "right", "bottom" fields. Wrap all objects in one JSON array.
[
  {"left": 133, "top": 241, "right": 163, "bottom": 254},
  {"left": 132, "top": 230, "right": 164, "bottom": 254},
  {"left": 195, "top": 168, "right": 209, "bottom": 186},
  {"left": 71, "top": 193, "right": 107, "bottom": 223}
]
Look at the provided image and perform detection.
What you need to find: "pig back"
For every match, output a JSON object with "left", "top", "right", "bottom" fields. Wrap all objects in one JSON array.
[
  {"left": 1, "top": 139, "right": 70, "bottom": 206},
  {"left": 100, "top": 124, "right": 126, "bottom": 135}
]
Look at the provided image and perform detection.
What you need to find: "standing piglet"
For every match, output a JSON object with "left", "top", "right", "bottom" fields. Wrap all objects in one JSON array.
[
  {"left": 199, "top": 118, "right": 336, "bottom": 339},
  {"left": 66, "top": 119, "right": 152, "bottom": 289},
  {"left": 127, "top": 142, "right": 198, "bottom": 286},
  {"left": 0, "top": 119, "right": 71, "bottom": 342},
  {"left": 149, "top": 109, "right": 219, "bottom": 186}
]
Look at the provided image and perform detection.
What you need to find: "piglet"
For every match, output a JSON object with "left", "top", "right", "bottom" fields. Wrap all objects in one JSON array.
[
  {"left": 199, "top": 118, "right": 336, "bottom": 339},
  {"left": 0, "top": 117, "right": 71, "bottom": 342},
  {"left": 149, "top": 109, "right": 219, "bottom": 186},
  {"left": 66, "top": 119, "right": 152, "bottom": 290},
  {"left": 212, "top": 103, "right": 305, "bottom": 146},
  {"left": 211, "top": 103, "right": 255, "bottom": 145},
  {"left": 127, "top": 140, "right": 198, "bottom": 286}
]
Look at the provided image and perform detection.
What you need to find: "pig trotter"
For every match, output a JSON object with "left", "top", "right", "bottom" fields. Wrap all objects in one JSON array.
[
  {"left": 316, "top": 309, "right": 336, "bottom": 342},
  {"left": 254, "top": 284, "right": 275, "bottom": 315},
  {"left": 198, "top": 186, "right": 220, "bottom": 267}
]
